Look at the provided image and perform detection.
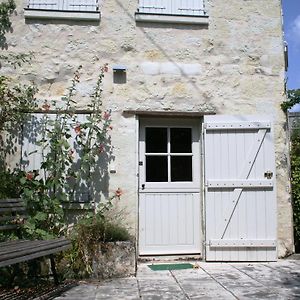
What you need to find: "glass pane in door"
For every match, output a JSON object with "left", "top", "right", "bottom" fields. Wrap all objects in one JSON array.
[
  {"left": 146, "top": 156, "right": 168, "bottom": 182},
  {"left": 170, "top": 128, "right": 192, "bottom": 153},
  {"left": 171, "top": 156, "right": 192, "bottom": 181},
  {"left": 146, "top": 128, "right": 167, "bottom": 153}
]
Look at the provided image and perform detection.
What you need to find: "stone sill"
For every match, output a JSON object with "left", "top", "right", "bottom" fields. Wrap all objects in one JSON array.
[
  {"left": 24, "top": 9, "right": 100, "bottom": 21},
  {"left": 135, "top": 12, "right": 209, "bottom": 25}
]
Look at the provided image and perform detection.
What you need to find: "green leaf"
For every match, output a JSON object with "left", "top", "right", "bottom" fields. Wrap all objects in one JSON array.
[{"left": 34, "top": 212, "right": 48, "bottom": 221}]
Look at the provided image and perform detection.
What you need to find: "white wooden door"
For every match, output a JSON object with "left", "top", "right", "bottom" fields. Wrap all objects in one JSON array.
[
  {"left": 139, "top": 119, "right": 202, "bottom": 255},
  {"left": 203, "top": 115, "right": 277, "bottom": 262}
]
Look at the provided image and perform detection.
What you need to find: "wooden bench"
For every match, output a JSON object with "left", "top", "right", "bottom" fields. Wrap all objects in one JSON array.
[{"left": 0, "top": 198, "right": 71, "bottom": 284}]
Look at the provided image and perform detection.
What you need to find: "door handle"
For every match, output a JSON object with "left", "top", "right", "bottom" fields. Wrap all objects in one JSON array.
[{"left": 141, "top": 184, "right": 145, "bottom": 190}]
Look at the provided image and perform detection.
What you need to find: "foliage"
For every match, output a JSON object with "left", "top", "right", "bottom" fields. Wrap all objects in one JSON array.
[
  {"left": 0, "top": 0, "right": 37, "bottom": 171},
  {"left": 64, "top": 200, "right": 130, "bottom": 278},
  {"left": 0, "top": 169, "right": 22, "bottom": 198},
  {"left": 0, "top": 76, "right": 37, "bottom": 131},
  {"left": 281, "top": 89, "right": 300, "bottom": 251},
  {"left": 19, "top": 65, "right": 113, "bottom": 240},
  {"left": 281, "top": 89, "right": 300, "bottom": 112},
  {"left": 0, "top": 0, "right": 15, "bottom": 47},
  {"left": 290, "top": 128, "right": 300, "bottom": 251}
]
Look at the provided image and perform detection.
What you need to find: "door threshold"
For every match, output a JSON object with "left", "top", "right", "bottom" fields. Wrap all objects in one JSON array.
[{"left": 138, "top": 254, "right": 202, "bottom": 262}]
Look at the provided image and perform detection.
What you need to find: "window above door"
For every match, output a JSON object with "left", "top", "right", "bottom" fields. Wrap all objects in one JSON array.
[
  {"left": 135, "top": 0, "right": 209, "bottom": 25},
  {"left": 24, "top": 0, "right": 100, "bottom": 21}
]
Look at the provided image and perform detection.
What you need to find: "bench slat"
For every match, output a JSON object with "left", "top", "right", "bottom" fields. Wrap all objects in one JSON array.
[
  {"left": 0, "top": 240, "right": 31, "bottom": 249},
  {"left": 0, "top": 203, "right": 24, "bottom": 208},
  {"left": 0, "top": 215, "right": 26, "bottom": 222},
  {"left": 0, "top": 207, "right": 26, "bottom": 213},
  {"left": 0, "top": 243, "right": 71, "bottom": 267},
  {"left": 0, "top": 224, "right": 20, "bottom": 230},
  {"left": 0, "top": 238, "right": 70, "bottom": 259},
  {"left": 0, "top": 199, "right": 23, "bottom": 204},
  {"left": 0, "top": 198, "right": 70, "bottom": 272},
  {"left": 0, "top": 240, "right": 70, "bottom": 256}
]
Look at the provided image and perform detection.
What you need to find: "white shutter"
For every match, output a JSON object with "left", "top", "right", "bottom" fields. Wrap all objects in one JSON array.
[
  {"left": 27, "top": 0, "right": 98, "bottom": 12},
  {"left": 65, "top": 0, "right": 99, "bottom": 12},
  {"left": 175, "top": 0, "right": 204, "bottom": 16},
  {"left": 138, "top": 0, "right": 167, "bottom": 15},
  {"left": 203, "top": 115, "right": 277, "bottom": 262},
  {"left": 27, "top": 0, "right": 60, "bottom": 10},
  {"left": 138, "top": 0, "right": 205, "bottom": 16}
]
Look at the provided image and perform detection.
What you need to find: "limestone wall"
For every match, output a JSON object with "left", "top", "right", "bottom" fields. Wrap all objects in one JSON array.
[{"left": 3, "top": 0, "right": 293, "bottom": 257}]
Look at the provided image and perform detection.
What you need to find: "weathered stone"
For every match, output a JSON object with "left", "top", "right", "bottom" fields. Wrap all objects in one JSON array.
[
  {"left": 92, "top": 241, "right": 136, "bottom": 279},
  {"left": 2, "top": 0, "right": 293, "bottom": 258}
]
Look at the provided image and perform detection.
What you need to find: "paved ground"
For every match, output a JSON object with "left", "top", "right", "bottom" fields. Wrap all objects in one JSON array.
[{"left": 54, "top": 259, "right": 300, "bottom": 299}]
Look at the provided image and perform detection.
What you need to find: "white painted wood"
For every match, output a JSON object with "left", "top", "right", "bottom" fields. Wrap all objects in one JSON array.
[
  {"left": 21, "top": 114, "right": 54, "bottom": 176},
  {"left": 207, "top": 179, "right": 273, "bottom": 188},
  {"left": 138, "top": 119, "right": 201, "bottom": 255},
  {"left": 138, "top": 0, "right": 206, "bottom": 16},
  {"left": 139, "top": 119, "right": 200, "bottom": 191},
  {"left": 139, "top": 192, "right": 201, "bottom": 255},
  {"left": 26, "top": 0, "right": 99, "bottom": 11},
  {"left": 210, "top": 239, "right": 276, "bottom": 248},
  {"left": 204, "top": 122, "right": 271, "bottom": 130},
  {"left": 203, "top": 115, "right": 277, "bottom": 262}
]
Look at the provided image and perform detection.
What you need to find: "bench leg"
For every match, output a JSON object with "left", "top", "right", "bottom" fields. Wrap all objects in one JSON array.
[{"left": 50, "top": 255, "right": 59, "bottom": 285}]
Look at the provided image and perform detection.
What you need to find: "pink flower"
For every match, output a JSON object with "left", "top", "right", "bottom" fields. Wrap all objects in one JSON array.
[
  {"left": 42, "top": 101, "right": 50, "bottom": 111},
  {"left": 74, "top": 124, "right": 81, "bottom": 135},
  {"left": 103, "top": 111, "right": 111, "bottom": 120},
  {"left": 68, "top": 149, "right": 75, "bottom": 158},
  {"left": 26, "top": 172, "right": 34, "bottom": 181},
  {"left": 115, "top": 188, "right": 123, "bottom": 198},
  {"left": 98, "top": 144, "right": 105, "bottom": 153},
  {"left": 101, "top": 63, "right": 108, "bottom": 73}
]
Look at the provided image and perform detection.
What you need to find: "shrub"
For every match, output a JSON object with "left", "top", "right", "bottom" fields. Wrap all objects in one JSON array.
[
  {"left": 64, "top": 203, "right": 131, "bottom": 279},
  {"left": 291, "top": 128, "right": 300, "bottom": 252}
]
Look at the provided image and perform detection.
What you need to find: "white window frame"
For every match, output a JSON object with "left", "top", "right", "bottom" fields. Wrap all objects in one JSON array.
[
  {"left": 135, "top": 0, "right": 209, "bottom": 25},
  {"left": 24, "top": 0, "right": 100, "bottom": 21},
  {"left": 139, "top": 118, "right": 201, "bottom": 192}
]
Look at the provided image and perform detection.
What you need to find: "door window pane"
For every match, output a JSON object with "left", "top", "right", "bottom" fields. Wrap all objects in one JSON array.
[
  {"left": 171, "top": 156, "right": 192, "bottom": 181},
  {"left": 146, "top": 156, "right": 168, "bottom": 182},
  {"left": 146, "top": 128, "right": 167, "bottom": 153},
  {"left": 171, "top": 128, "right": 192, "bottom": 153}
]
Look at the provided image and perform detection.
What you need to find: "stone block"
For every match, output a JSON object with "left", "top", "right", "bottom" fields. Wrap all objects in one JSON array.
[{"left": 92, "top": 241, "right": 136, "bottom": 279}]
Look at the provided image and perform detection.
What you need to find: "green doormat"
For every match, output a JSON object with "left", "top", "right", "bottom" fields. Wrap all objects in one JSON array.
[{"left": 148, "top": 263, "right": 194, "bottom": 271}]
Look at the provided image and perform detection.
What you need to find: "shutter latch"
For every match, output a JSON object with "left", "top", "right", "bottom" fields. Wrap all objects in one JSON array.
[{"left": 264, "top": 171, "right": 273, "bottom": 179}]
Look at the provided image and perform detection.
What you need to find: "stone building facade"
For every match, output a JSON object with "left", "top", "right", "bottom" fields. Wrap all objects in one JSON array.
[{"left": 4, "top": 0, "right": 294, "bottom": 260}]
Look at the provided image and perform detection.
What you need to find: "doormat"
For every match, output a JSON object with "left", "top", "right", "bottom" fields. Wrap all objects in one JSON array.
[{"left": 148, "top": 263, "right": 194, "bottom": 271}]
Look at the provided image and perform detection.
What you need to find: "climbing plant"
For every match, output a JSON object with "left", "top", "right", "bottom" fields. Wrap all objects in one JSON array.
[
  {"left": 282, "top": 88, "right": 300, "bottom": 252},
  {"left": 20, "top": 65, "right": 115, "bottom": 239},
  {"left": 281, "top": 89, "right": 300, "bottom": 113},
  {"left": 290, "top": 128, "right": 300, "bottom": 251},
  {"left": 0, "top": 0, "right": 37, "bottom": 171},
  {"left": 0, "top": 0, "right": 16, "bottom": 46}
]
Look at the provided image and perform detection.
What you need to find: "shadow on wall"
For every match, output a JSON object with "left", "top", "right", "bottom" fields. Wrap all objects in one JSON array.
[
  {"left": 21, "top": 113, "right": 114, "bottom": 204},
  {"left": 0, "top": 125, "right": 22, "bottom": 171}
]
